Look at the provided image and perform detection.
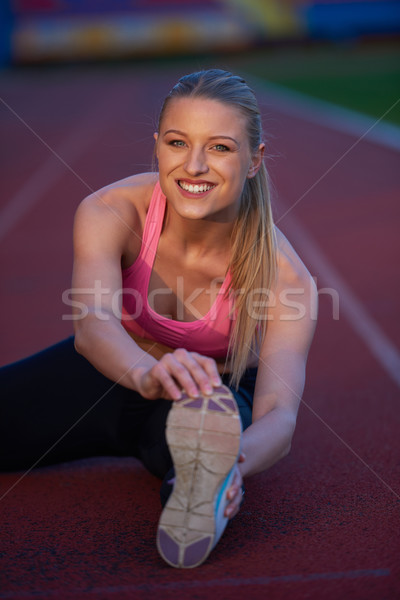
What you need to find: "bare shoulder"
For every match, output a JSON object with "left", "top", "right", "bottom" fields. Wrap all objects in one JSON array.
[
  {"left": 76, "top": 172, "right": 158, "bottom": 224},
  {"left": 73, "top": 172, "right": 158, "bottom": 259}
]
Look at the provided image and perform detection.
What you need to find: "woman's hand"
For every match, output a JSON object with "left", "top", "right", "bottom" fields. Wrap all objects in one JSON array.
[
  {"left": 224, "top": 453, "right": 246, "bottom": 519},
  {"left": 135, "top": 348, "right": 222, "bottom": 400}
]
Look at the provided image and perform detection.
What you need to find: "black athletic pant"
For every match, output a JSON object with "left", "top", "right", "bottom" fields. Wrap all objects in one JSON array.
[{"left": 0, "top": 337, "right": 256, "bottom": 481}]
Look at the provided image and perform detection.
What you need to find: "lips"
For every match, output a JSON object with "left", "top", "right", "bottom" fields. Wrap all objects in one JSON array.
[{"left": 178, "top": 180, "right": 216, "bottom": 194}]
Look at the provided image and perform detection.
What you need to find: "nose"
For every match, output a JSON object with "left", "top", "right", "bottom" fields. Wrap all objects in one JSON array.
[{"left": 184, "top": 146, "right": 209, "bottom": 176}]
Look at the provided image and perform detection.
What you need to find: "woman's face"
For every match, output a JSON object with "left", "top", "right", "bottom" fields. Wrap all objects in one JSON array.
[{"left": 155, "top": 96, "right": 262, "bottom": 223}]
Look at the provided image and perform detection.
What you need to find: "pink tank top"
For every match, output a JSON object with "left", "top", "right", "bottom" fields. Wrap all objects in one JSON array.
[{"left": 121, "top": 181, "right": 235, "bottom": 359}]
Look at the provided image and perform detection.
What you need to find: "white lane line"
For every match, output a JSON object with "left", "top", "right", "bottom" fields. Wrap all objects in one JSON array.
[
  {"left": 281, "top": 210, "right": 400, "bottom": 389},
  {"left": 248, "top": 75, "right": 400, "bottom": 152},
  {"left": 0, "top": 91, "right": 116, "bottom": 243}
]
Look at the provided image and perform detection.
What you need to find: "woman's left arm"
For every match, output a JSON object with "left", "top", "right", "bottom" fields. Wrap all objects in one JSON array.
[
  {"left": 241, "top": 240, "right": 318, "bottom": 477},
  {"left": 225, "top": 236, "right": 318, "bottom": 516}
]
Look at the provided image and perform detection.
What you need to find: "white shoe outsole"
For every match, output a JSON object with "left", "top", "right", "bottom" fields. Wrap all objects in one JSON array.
[{"left": 156, "top": 385, "right": 241, "bottom": 568}]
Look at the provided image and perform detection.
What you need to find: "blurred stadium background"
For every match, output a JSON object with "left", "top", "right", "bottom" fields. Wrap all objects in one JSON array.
[
  {"left": 1, "top": 0, "right": 400, "bottom": 65},
  {"left": 1, "top": 0, "right": 399, "bottom": 125}
]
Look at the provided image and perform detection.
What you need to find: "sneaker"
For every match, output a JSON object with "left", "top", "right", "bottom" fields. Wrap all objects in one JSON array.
[{"left": 156, "top": 384, "right": 242, "bottom": 568}]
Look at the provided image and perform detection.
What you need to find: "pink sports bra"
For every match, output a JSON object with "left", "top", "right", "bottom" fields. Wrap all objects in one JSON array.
[{"left": 121, "top": 181, "right": 235, "bottom": 359}]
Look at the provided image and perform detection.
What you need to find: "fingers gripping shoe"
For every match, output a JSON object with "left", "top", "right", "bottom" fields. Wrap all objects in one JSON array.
[{"left": 156, "top": 385, "right": 242, "bottom": 568}]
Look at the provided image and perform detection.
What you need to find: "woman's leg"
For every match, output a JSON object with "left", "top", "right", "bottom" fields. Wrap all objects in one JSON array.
[
  {"left": 0, "top": 337, "right": 160, "bottom": 471},
  {"left": 224, "top": 367, "right": 257, "bottom": 431},
  {"left": 0, "top": 335, "right": 255, "bottom": 489},
  {"left": 120, "top": 396, "right": 173, "bottom": 479},
  {"left": 119, "top": 368, "right": 258, "bottom": 488},
  {"left": 158, "top": 368, "right": 258, "bottom": 506}
]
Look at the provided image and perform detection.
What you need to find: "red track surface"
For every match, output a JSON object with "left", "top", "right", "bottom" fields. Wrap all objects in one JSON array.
[{"left": 0, "top": 62, "right": 399, "bottom": 599}]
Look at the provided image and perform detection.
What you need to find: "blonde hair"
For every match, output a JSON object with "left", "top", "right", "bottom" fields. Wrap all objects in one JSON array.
[{"left": 157, "top": 69, "right": 277, "bottom": 388}]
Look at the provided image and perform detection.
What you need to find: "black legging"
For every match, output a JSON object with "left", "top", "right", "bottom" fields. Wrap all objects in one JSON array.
[{"left": 0, "top": 337, "right": 256, "bottom": 480}]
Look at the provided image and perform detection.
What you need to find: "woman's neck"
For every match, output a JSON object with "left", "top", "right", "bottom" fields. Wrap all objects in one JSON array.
[{"left": 162, "top": 204, "right": 236, "bottom": 259}]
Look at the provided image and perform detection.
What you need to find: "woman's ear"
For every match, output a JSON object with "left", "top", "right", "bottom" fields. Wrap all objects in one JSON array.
[
  {"left": 154, "top": 132, "right": 159, "bottom": 158},
  {"left": 247, "top": 143, "right": 265, "bottom": 179}
]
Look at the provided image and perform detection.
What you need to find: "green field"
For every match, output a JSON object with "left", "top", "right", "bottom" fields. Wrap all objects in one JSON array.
[
  {"left": 227, "top": 41, "right": 400, "bottom": 126},
  {"left": 141, "top": 41, "right": 400, "bottom": 126}
]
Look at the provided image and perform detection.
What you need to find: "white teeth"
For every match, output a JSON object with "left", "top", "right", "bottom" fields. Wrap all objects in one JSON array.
[{"left": 179, "top": 181, "right": 214, "bottom": 194}]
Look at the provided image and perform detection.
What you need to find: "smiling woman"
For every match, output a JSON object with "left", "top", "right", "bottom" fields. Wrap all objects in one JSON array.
[
  {"left": 156, "top": 97, "right": 252, "bottom": 224},
  {"left": 0, "top": 69, "right": 317, "bottom": 569}
]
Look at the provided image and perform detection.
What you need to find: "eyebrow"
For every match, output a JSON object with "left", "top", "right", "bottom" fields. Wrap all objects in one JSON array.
[{"left": 163, "top": 129, "right": 239, "bottom": 145}]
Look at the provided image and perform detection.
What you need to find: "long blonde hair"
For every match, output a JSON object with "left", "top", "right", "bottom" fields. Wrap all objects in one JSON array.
[{"left": 157, "top": 69, "right": 277, "bottom": 387}]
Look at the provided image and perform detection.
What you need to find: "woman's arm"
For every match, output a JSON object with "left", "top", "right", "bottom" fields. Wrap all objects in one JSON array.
[
  {"left": 72, "top": 177, "right": 220, "bottom": 400},
  {"left": 72, "top": 181, "right": 154, "bottom": 386},
  {"left": 241, "top": 232, "right": 318, "bottom": 478},
  {"left": 240, "top": 348, "right": 310, "bottom": 478},
  {"left": 225, "top": 232, "right": 318, "bottom": 517}
]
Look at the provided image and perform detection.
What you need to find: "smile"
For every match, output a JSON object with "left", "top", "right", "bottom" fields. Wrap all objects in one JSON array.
[{"left": 178, "top": 180, "right": 215, "bottom": 194}]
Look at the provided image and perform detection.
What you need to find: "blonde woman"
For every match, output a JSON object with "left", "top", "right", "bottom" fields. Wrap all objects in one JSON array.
[{"left": 0, "top": 70, "right": 317, "bottom": 568}]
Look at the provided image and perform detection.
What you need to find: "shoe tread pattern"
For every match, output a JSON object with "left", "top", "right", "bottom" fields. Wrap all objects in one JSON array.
[{"left": 157, "top": 385, "right": 241, "bottom": 568}]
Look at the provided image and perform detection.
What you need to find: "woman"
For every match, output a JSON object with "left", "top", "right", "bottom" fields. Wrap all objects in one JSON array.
[{"left": 0, "top": 69, "right": 317, "bottom": 568}]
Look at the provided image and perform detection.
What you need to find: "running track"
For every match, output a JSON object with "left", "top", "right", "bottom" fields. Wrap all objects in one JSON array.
[{"left": 0, "top": 61, "right": 399, "bottom": 599}]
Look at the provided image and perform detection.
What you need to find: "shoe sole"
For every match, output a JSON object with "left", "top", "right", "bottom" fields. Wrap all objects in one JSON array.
[{"left": 156, "top": 385, "right": 241, "bottom": 568}]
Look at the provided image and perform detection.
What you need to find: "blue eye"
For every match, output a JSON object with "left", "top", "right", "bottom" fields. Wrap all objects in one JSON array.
[
  {"left": 213, "top": 144, "right": 229, "bottom": 152},
  {"left": 170, "top": 140, "right": 186, "bottom": 147}
]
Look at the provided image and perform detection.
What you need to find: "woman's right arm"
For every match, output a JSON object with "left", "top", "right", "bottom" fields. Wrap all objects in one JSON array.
[
  {"left": 72, "top": 183, "right": 159, "bottom": 390},
  {"left": 72, "top": 182, "right": 220, "bottom": 400}
]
